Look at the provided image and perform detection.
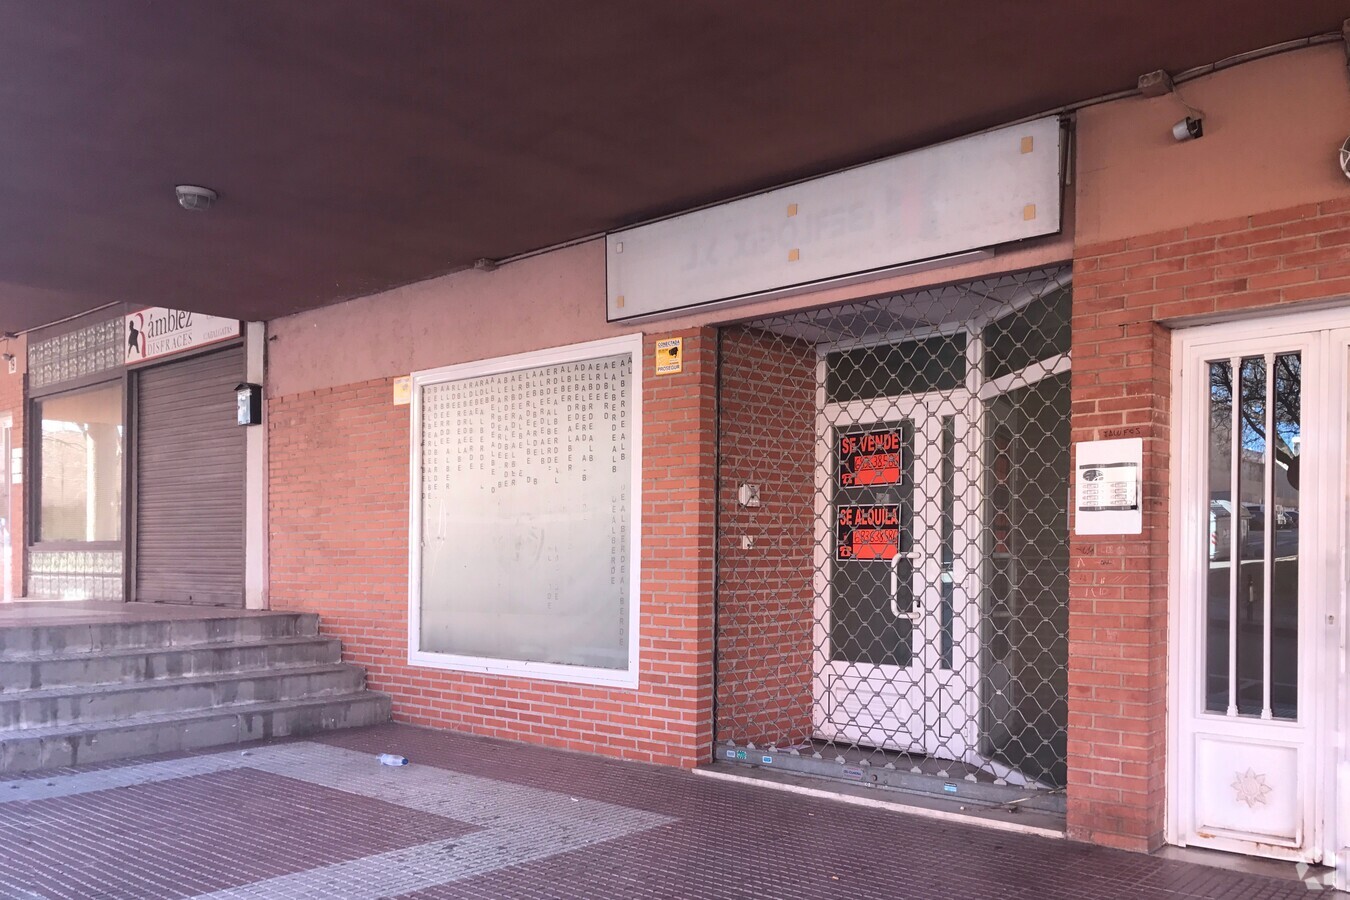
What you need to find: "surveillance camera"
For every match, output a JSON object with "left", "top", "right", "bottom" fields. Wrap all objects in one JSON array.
[{"left": 1172, "top": 116, "right": 1203, "bottom": 142}]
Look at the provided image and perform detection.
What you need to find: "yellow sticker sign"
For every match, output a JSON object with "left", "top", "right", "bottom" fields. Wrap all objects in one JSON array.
[
  {"left": 392, "top": 376, "right": 412, "bottom": 406},
  {"left": 655, "top": 337, "right": 683, "bottom": 375}
]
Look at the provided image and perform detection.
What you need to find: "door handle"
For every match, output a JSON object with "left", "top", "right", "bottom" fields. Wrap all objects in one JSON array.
[{"left": 889, "top": 551, "right": 923, "bottom": 619}]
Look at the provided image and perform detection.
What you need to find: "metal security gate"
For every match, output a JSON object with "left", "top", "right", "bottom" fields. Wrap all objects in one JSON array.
[
  {"left": 714, "top": 267, "right": 1071, "bottom": 812},
  {"left": 132, "top": 345, "right": 247, "bottom": 606}
]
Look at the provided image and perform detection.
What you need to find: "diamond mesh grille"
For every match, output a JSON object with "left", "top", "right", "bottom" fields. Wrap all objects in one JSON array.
[{"left": 714, "top": 267, "right": 1071, "bottom": 798}]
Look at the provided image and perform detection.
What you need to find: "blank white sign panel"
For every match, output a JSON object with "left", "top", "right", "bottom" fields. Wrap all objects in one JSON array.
[
  {"left": 417, "top": 353, "right": 633, "bottom": 671},
  {"left": 607, "top": 117, "right": 1064, "bottom": 321}
]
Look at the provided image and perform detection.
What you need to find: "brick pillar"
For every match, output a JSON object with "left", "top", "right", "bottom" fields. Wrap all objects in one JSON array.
[
  {"left": 0, "top": 340, "right": 24, "bottom": 600},
  {"left": 714, "top": 326, "right": 816, "bottom": 748},
  {"left": 1066, "top": 200, "right": 1350, "bottom": 849},
  {"left": 1066, "top": 244, "right": 1172, "bottom": 851},
  {"left": 640, "top": 328, "right": 719, "bottom": 763}
]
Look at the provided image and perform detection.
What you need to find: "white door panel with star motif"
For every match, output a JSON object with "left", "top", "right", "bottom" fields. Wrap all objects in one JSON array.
[{"left": 1169, "top": 313, "right": 1347, "bottom": 866}]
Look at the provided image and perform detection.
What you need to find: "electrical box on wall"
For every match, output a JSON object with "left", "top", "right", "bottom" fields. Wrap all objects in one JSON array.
[{"left": 235, "top": 382, "right": 262, "bottom": 426}]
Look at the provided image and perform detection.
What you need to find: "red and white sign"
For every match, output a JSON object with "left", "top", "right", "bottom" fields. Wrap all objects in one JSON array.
[
  {"left": 838, "top": 428, "right": 902, "bottom": 487},
  {"left": 125, "top": 308, "right": 240, "bottom": 364},
  {"left": 836, "top": 504, "right": 901, "bottom": 561}
]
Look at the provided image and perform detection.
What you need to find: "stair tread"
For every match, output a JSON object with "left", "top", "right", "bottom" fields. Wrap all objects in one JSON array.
[
  {"left": 0, "top": 662, "right": 362, "bottom": 703},
  {"left": 0, "top": 611, "right": 315, "bottom": 632},
  {"left": 0, "top": 634, "right": 338, "bottom": 664},
  {"left": 0, "top": 690, "right": 391, "bottom": 741}
]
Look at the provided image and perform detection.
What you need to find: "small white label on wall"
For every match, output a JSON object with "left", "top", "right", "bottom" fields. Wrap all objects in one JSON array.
[
  {"left": 1075, "top": 438, "right": 1143, "bottom": 535},
  {"left": 392, "top": 376, "right": 412, "bottom": 406}
]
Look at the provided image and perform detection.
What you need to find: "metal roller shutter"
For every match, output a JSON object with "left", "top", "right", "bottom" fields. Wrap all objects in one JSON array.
[{"left": 133, "top": 345, "right": 246, "bottom": 606}]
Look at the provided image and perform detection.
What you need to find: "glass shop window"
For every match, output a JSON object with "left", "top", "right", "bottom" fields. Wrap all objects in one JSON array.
[
  {"left": 36, "top": 383, "right": 124, "bottom": 543},
  {"left": 826, "top": 334, "right": 967, "bottom": 402},
  {"left": 982, "top": 283, "right": 1071, "bottom": 380},
  {"left": 410, "top": 337, "right": 641, "bottom": 687}
]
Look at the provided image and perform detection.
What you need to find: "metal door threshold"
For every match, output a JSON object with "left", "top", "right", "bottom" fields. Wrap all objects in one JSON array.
[{"left": 696, "top": 761, "right": 1067, "bottom": 839}]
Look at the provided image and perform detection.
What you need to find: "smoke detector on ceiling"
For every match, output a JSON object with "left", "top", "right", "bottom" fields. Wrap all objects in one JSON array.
[{"left": 175, "top": 184, "right": 218, "bottom": 211}]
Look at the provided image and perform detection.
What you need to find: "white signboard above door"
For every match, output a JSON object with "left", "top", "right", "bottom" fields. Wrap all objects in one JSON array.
[
  {"left": 606, "top": 116, "right": 1064, "bottom": 321},
  {"left": 125, "top": 308, "right": 240, "bottom": 365}
]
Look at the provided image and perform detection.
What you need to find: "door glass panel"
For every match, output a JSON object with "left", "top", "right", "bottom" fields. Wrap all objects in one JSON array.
[
  {"left": 1269, "top": 353, "right": 1299, "bottom": 719},
  {"left": 1205, "top": 361, "right": 1234, "bottom": 712},
  {"left": 1235, "top": 357, "right": 1267, "bottom": 716},
  {"left": 826, "top": 334, "right": 966, "bottom": 402},
  {"left": 1204, "top": 353, "right": 1300, "bottom": 719},
  {"left": 831, "top": 421, "right": 914, "bottom": 666},
  {"left": 981, "top": 372, "right": 1071, "bottom": 787},
  {"left": 981, "top": 284, "right": 1071, "bottom": 380}
]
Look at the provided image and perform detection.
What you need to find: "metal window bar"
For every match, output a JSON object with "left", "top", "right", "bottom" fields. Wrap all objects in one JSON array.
[
  {"left": 1228, "top": 356, "right": 1240, "bottom": 718},
  {"left": 1261, "top": 352, "right": 1274, "bottom": 721}
]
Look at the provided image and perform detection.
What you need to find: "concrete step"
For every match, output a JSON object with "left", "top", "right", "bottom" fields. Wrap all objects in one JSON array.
[
  {"left": 0, "top": 612, "right": 320, "bottom": 658},
  {"left": 0, "top": 691, "right": 393, "bottom": 773},
  {"left": 0, "top": 663, "right": 367, "bottom": 730},
  {"left": 0, "top": 636, "right": 343, "bottom": 693}
]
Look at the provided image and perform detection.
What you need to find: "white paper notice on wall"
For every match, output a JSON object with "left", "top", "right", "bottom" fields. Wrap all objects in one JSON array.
[{"left": 1075, "top": 438, "right": 1143, "bottom": 535}]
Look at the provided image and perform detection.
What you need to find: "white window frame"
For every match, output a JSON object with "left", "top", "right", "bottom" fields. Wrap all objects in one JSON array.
[{"left": 407, "top": 333, "right": 644, "bottom": 689}]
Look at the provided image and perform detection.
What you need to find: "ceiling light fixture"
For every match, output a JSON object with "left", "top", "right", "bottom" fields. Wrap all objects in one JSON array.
[{"left": 175, "top": 184, "right": 218, "bottom": 211}]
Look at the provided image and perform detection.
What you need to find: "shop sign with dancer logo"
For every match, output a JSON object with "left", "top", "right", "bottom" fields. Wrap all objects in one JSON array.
[{"left": 125, "top": 307, "right": 240, "bottom": 365}]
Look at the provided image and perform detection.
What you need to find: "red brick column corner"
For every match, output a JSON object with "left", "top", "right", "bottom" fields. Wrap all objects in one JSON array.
[
  {"left": 1065, "top": 275, "right": 1170, "bottom": 849},
  {"left": 1066, "top": 197, "right": 1350, "bottom": 850},
  {"left": 639, "top": 327, "right": 719, "bottom": 763}
]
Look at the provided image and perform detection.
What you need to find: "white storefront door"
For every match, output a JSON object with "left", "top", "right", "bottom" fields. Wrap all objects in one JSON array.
[
  {"left": 1171, "top": 308, "right": 1350, "bottom": 885},
  {"left": 813, "top": 390, "right": 982, "bottom": 762}
]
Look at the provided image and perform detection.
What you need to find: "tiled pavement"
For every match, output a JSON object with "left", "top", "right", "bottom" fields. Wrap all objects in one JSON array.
[{"left": 0, "top": 723, "right": 1336, "bottom": 899}]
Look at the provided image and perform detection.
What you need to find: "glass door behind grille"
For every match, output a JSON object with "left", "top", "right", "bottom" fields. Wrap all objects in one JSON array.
[
  {"left": 715, "top": 267, "right": 1072, "bottom": 806},
  {"left": 815, "top": 397, "right": 977, "bottom": 758}
]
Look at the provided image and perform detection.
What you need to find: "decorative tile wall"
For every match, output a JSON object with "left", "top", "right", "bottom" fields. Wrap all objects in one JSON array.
[
  {"left": 27, "top": 550, "right": 123, "bottom": 601},
  {"left": 27, "top": 318, "right": 122, "bottom": 390}
]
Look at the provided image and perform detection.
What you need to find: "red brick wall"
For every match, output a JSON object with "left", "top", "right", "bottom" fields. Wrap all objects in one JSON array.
[
  {"left": 714, "top": 325, "right": 816, "bottom": 747},
  {"left": 1067, "top": 197, "right": 1350, "bottom": 851},
  {"left": 268, "top": 330, "right": 717, "bottom": 767}
]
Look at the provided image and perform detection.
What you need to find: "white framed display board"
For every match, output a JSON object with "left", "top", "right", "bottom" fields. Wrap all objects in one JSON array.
[
  {"left": 1074, "top": 437, "right": 1143, "bottom": 535},
  {"left": 407, "top": 333, "right": 643, "bottom": 688}
]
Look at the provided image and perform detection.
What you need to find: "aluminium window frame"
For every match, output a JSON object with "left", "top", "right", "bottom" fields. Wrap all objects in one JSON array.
[
  {"left": 27, "top": 374, "right": 128, "bottom": 553},
  {"left": 406, "top": 333, "right": 645, "bottom": 689}
]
